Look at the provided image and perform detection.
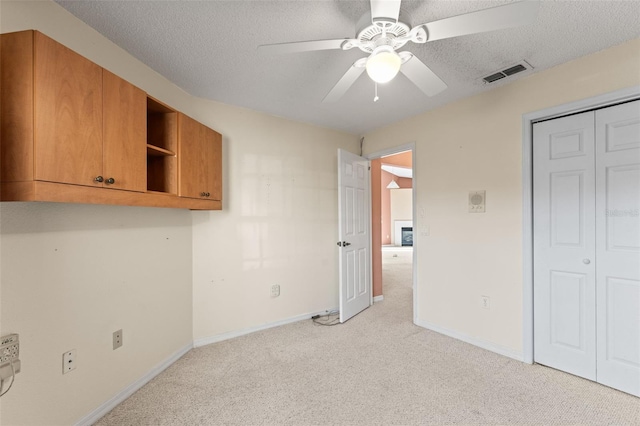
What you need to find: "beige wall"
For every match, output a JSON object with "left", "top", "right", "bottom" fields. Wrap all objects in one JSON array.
[
  {"left": 364, "top": 38, "right": 640, "bottom": 355},
  {"left": 190, "top": 98, "right": 357, "bottom": 341},
  {"left": 0, "top": 204, "right": 193, "bottom": 425},
  {"left": 0, "top": 1, "right": 358, "bottom": 424}
]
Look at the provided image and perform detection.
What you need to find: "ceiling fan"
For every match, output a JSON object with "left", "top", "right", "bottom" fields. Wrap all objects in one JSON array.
[{"left": 258, "top": 0, "right": 539, "bottom": 102}]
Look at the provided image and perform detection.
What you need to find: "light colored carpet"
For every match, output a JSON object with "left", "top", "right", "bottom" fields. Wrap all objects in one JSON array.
[{"left": 97, "top": 248, "right": 639, "bottom": 425}]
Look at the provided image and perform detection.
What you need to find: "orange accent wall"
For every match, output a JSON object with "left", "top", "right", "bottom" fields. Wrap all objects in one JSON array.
[{"left": 382, "top": 151, "right": 412, "bottom": 167}]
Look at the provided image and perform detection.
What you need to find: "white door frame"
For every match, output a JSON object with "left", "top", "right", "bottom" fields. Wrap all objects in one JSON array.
[
  {"left": 366, "top": 142, "right": 418, "bottom": 324},
  {"left": 521, "top": 86, "right": 640, "bottom": 364}
]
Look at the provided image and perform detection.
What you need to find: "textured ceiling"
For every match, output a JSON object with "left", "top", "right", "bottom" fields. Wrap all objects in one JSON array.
[{"left": 55, "top": 1, "right": 640, "bottom": 135}]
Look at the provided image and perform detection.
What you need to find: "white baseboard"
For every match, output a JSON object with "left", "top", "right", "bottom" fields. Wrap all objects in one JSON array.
[
  {"left": 75, "top": 343, "right": 192, "bottom": 426},
  {"left": 415, "top": 319, "right": 523, "bottom": 362},
  {"left": 373, "top": 295, "right": 384, "bottom": 303},
  {"left": 193, "top": 308, "right": 338, "bottom": 348}
]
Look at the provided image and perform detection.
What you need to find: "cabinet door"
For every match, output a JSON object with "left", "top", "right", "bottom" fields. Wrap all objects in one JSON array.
[
  {"left": 34, "top": 32, "right": 103, "bottom": 187},
  {"left": 103, "top": 70, "right": 146, "bottom": 192},
  {"left": 178, "top": 114, "right": 221, "bottom": 200},
  {"left": 208, "top": 127, "right": 222, "bottom": 201}
]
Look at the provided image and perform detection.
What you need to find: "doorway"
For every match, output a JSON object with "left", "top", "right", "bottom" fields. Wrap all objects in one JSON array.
[{"left": 368, "top": 144, "right": 417, "bottom": 322}]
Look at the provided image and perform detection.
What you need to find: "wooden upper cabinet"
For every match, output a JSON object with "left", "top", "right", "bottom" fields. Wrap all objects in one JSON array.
[
  {"left": 1, "top": 31, "right": 34, "bottom": 182},
  {"left": 178, "top": 114, "right": 222, "bottom": 201},
  {"left": 10, "top": 32, "right": 146, "bottom": 192},
  {"left": 34, "top": 32, "right": 103, "bottom": 187},
  {"left": 1, "top": 30, "right": 221, "bottom": 210},
  {"left": 103, "top": 70, "right": 147, "bottom": 192}
]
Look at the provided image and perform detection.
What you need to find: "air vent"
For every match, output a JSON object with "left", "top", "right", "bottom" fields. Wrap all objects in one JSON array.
[
  {"left": 502, "top": 64, "right": 526, "bottom": 76},
  {"left": 483, "top": 72, "right": 506, "bottom": 83},
  {"left": 482, "top": 61, "right": 533, "bottom": 84}
]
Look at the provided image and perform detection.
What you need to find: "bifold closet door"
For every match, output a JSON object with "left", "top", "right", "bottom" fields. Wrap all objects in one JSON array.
[
  {"left": 594, "top": 100, "right": 640, "bottom": 397},
  {"left": 534, "top": 100, "right": 640, "bottom": 397},
  {"left": 533, "top": 111, "right": 597, "bottom": 381}
]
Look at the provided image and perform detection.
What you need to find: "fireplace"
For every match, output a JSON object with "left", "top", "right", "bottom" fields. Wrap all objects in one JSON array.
[{"left": 401, "top": 227, "right": 413, "bottom": 247}]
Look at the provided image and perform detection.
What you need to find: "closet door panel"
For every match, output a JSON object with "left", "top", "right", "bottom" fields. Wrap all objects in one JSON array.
[
  {"left": 595, "top": 100, "right": 640, "bottom": 397},
  {"left": 533, "top": 111, "right": 597, "bottom": 380}
]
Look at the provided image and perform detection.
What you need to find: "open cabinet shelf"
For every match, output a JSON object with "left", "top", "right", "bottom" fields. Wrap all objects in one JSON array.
[{"left": 146, "top": 97, "right": 177, "bottom": 194}]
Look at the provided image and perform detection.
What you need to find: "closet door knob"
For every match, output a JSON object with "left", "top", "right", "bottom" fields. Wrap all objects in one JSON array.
[
  {"left": 200, "top": 192, "right": 206, "bottom": 197},
  {"left": 105, "top": 177, "right": 115, "bottom": 185},
  {"left": 94, "top": 176, "right": 104, "bottom": 183},
  {"left": 583, "top": 258, "right": 591, "bottom": 265},
  {"left": 205, "top": 192, "right": 210, "bottom": 197}
]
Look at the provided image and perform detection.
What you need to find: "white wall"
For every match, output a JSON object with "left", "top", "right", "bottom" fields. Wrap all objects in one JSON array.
[
  {"left": 0, "top": 1, "right": 358, "bottom": 424},
  {"left": 364, "top": 38, "right": 640, "bottom": 356}
]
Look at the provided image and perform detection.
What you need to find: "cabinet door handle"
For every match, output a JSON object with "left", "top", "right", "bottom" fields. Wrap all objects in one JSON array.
[
  {"left": 105, "top": 177, "right": 115, "bottom": 185},
  {"left": 200, "top": 192, "right": 206, "bottom": 197},
  {"left": 205, "top": 192, "right": 210, "bottom": 197},
  {"left": 94, "top": 176, "right": 104, "bottom": 183}
]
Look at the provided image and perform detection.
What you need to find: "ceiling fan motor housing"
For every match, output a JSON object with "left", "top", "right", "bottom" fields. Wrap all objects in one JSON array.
[{"left": 356, "top": 21, "right": 411, "bottom": 53}]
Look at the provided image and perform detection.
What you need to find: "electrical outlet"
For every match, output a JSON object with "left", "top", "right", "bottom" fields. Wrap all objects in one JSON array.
[
  {"left": 481, "top": 296, "right": 491, "bottom": 310},
  {"left": 271, "top": 284, "right": 280, "bottom": 298},
  {"left": 113, "top": 329, "right": 123, "bottom": 350},
  {"left": 62, "top": 350, "right": 76, "bottom": 374},
  {"left": 1, "top": 334, "right": 21, "bottom": 382},
  {"left": 0, "top": 334, "right": 19, "bottom": 364}
]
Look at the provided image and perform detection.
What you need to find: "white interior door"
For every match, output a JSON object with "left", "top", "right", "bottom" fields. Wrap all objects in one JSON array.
[
  {"left": 595, "top": 100, "right": 640, "bottom": 397},
  {"left": 533, "top": 111, "right": 597, "bottom": 380},
  {"left": 338, "top": 149, "right": 371, "bottom": 323}
]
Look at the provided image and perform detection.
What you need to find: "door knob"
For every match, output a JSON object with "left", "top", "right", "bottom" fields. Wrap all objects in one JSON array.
[
  {"left": 105, "top": 177, "right": 115, "bottom": 185},
  {"left": 343, "top": 242, "right": 351, "bottom": 246},
  {"left": 94, "top": 176, "right": 104, "bottom": 183},
  {"left": 583, "top": 258, "right": 591, "bottom": 264}
]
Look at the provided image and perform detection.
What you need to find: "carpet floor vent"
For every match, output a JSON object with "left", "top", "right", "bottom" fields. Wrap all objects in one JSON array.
[{"left": 482, "top": 61, "right": 533, "bottom": 84}]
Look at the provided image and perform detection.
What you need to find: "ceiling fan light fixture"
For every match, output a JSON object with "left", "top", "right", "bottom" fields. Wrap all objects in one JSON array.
[{"left": 366, "top": 46, "right": 401, "bottom": 84}]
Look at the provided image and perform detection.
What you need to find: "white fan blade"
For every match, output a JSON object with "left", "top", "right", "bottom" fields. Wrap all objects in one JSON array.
[
  {"left": 323, "top": 61, "right": 366, "bottom": 103},
  {"left": 399, "top": 53, "right": 447, "bottom": 97},
  {"left": 370, "top": 0, "right": 402, "bottom": 25},
  {"left": 421, "top": 1, "right": 540, "bottom": 42},
  {"left": 258, "top": 39, "right": 349, "bottom": 54}
]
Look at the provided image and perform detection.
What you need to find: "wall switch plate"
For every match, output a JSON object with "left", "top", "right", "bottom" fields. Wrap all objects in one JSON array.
[
  {"left": 271, "top": 284, "right": 280, "bottom": 298},
  {"left": 113, "top": 329, "right": 123, "bottom": 350},
  {"left": 63, "top": 350, "right": 76, "bottom": 374}
]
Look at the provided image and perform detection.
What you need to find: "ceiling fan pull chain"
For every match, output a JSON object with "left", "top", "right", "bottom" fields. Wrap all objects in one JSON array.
[{"left": 374, "top": 82, "right": 379, "bottom": 102}]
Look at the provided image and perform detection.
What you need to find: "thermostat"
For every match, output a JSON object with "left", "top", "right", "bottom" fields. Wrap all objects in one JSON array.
[{"left": 469, "top": 190, "right": 486, "bottom": 213}]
